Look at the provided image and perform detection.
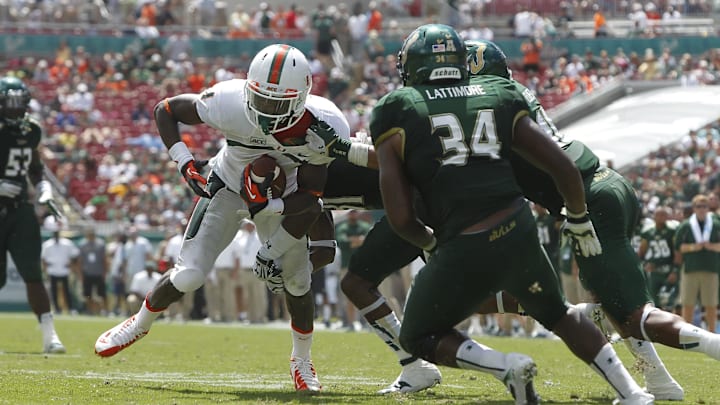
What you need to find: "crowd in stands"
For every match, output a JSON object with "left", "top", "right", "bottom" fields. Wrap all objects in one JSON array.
[
  {"left": 1, "top": 0, "right": 719, "bottom": 227},
  {"left": 2, "top": 0, "right": 720, "bottom": 330}
]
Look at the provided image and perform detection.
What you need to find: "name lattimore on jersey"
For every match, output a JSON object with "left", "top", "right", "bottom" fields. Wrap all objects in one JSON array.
[{"left": 424, "top": 84, "right": 486, "bottom": 100}]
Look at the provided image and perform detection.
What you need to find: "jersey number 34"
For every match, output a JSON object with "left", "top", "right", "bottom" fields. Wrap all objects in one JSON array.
[{"left": 431, "top": 109, "right": 500, "bottom": 166}]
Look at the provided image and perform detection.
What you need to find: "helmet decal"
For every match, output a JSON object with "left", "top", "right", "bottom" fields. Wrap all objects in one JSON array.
[{"left": 267, "top": 44, "right": 290, "bottom": 84}]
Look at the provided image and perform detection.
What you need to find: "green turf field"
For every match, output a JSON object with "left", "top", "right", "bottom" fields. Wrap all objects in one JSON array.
[{"left": 0, "top": 313, "right": 717, "bottom": 404}]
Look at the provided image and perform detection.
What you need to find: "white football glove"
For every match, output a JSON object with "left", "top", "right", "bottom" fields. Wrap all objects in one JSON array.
[
  {"left": 0, "top": 180, "right": 22, "bottom": 198},
  {"left": 562, "top": 212, "right": 602, "bottom": 258},
  {"left": 36, "top": 180, "right": 64, "bottom": 219},
  {"left": 252, "top": 253, "right": 282, "bottom": 281},
  {"left": 266, "top": 275, "right": 285, "bottom": 295}
]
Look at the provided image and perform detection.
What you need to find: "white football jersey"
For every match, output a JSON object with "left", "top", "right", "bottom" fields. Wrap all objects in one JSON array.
[{"left": 195, "top": 79, "right": 350, "bottom": 195}]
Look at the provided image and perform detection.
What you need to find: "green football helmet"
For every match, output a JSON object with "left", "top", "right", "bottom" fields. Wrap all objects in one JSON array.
[
  {"left": 0, "top": 76, "right": 31, "bottom": 123},
  {"left": 397, "top": 24, "right": 467, "bottom": 86},
  {"left": 465, "top": 39, "right": 512, "bottom": 79}
]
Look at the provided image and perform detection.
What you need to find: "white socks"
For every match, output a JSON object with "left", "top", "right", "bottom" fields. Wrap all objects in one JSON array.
[
  {"left": 679, "top": 323, "right": 720, "bottom": 360},
  {"left": 455, "top": 339, "right": 508, "bottom": 380},
  {"left": 291, "top": 326, "right": 313, "bottom": 359},
  {"left": 39, "top": 312, "right": 58, "bottom": 346},
  {"left": 589, "top": 343, "right": 644, "bottom": 398},
  {"left": 368, "top": 312, "right": 415, "bottom": 365},
  {"left": 136, "top": 299, "right": 163, "bottom": 331},
  {"left": 625, "top": 337, "right": 675, "bottom": 384}
]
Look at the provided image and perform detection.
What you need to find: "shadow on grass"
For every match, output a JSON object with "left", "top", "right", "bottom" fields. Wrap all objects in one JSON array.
[{"left": 144, "top": 385, "right": 614, "bottom": 404}]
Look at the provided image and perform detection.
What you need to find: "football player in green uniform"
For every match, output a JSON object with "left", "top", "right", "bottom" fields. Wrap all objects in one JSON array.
[
  {"left": 468, "top": 39, "right": 720, "bottom": 400},
  {"left": 371, "top": 24, "right": 650, "bottom": 405},
  {"left": 0, "top": 76, "right": 65, "bottom": 353},
  {"left": 638, "top": 206, "right": 680, "bottom": 311}
]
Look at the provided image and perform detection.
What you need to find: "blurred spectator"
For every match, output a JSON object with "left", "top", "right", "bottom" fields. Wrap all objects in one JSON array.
[
  {"left": 205, "top": 230, "right": 242, "bottom": 323},
  {"left": 77, "top": 227, "right": 109, "bottom": 315},
  {"left": 41, "top": 225, "right": 80, "bottom": 315},
  {"left": 163, "top": 33, "right": 192, "bottom": 62},
  {"left": 131, "top": 101, "right": 152, "bottom": 124},
  {"left": 312, "top": 3, "right": 335, "bottom": 69},
  {"left": 156, "top": 0, "right": 178, "bottom": 26},
  {"left": 227, "top": 5, "right": 253, "bottom": 39},
  {"left": 237, "top": 220, "right": 267, "bottom": 323},
  {"left": 254, "top": 2, "right": 273, "bottom": 36},
  {"left": 512, "top": 4, "right": 536, "bottom": 38},
  {"left": 66, "top": 83, "right": 94, "bottom": 113},
  {"left": 593, "top": 5, "right": 608, "bottom": 37},
  {"left": 675, "top": 194, "right": 720, "bottom": 332},
  {"left": 126, "top": 262, "right": 162, "bottom": 313},
  {"left": 348, "top": 2, "right": 369, "bottom": 62},
  {"left": 628, "top": 2, "right": 648, "bottom": 37},
  {"left": 367, "top": 1, "right": 382, "bottom": 32},
  {"left": 335, "top": 210, "right": 372, "bottom": 331},
  {"left": 364, "top": 30, "right": 385, "bottom": 61},
  {"left": 521, "top": 37, "right": 543, "bottom": 73}
]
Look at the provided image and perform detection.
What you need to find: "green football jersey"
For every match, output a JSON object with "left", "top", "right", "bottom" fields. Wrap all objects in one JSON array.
[
  {"left": 640, "top": 222, "right": 678, "bottom": 274},
  {"left": 508, "top": 82, "right": 599, "bottom": 216},
  {"left": 0, "top": 115, "right": 41, "bottom": 200},
  {"left": 370, "top": 75, "right": 526, "bottom": 242}
]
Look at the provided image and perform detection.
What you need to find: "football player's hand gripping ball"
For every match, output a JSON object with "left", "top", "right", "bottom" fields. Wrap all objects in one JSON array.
[{"left": 239, "top": 164, "right": 275, "bottom": 218}]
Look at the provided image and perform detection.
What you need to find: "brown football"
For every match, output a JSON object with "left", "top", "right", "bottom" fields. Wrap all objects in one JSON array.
[{"left": 250, "top": 155, "right": 286, "bottom": 198}]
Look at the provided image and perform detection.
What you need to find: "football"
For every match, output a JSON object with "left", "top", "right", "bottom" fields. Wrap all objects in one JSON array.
[{"left": 250, "top": 155, "right": 286, "bottom": 198}]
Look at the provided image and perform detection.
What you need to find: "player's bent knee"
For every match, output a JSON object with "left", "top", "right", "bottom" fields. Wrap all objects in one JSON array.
[
  {"left": 169, "top": 267, "right": 205, "bottom": 293},
  {"left": 284, "top": 279, "right": 311, "bottom": 297},
  {"left": 399, "top": 333, "right": 441, "bottom": 364}
]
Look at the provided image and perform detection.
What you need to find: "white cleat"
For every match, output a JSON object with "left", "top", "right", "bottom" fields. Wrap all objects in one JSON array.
[
  {"left": 94, "top": 316, "right": 148, "bottom": 357},
  {"left": 290, "top": 357, "right": 321, "bottom": 392},
  {"left": 43, "top": 340, "right": 66, "bottom": 354},
  {"left": 503, "top": 353, "right": 539, "bottom": 405},
  {"left": 377, "top": 359, "right": 442, "bottom": 394},
  {"left": 646, "top": 379, "right": 684, "bottom": 401},
  {"left": 613, "top": 391, "right": 655, "bottom": 405}
]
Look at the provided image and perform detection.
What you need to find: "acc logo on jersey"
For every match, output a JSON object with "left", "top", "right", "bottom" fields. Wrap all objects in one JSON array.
[
  {"left": 469, "top": 43, "right": 487, "bottom": 75},
  {"left": 249, "top": 137, "right": 267, "bottom": 145}
]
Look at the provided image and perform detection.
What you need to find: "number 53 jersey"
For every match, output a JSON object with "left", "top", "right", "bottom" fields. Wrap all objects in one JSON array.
[
  {"left": 370, "top": 75, "right": 528, "bottom": 242},
  {"left": 0, "top": 116, "right": 41, "bottom": 200}
]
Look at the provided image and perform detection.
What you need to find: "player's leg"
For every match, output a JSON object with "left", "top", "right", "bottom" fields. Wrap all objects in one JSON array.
[
  {"left": 499, "top": 203, "right": 649, "bottom": 404},
  {"left": 273, "top": 228, "right": 322, "bottom": 392},
  {"left": 399, "top": 219, "right": 541, "bottom": 405},
  {"left": 8, "top": 204, "right": 65, "bottom": 353},
  {"left": 580, "top": 172, "right": 688, "bottom": 399},
  {"left": 95, "top": 186, "right": 243, "bottom": 356},
  {"left": 340, "top": 216, "right": 441, "bottom": 394}
]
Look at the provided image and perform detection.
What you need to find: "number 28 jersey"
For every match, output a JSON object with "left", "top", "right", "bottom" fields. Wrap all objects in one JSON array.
[{"left": 370, "top": 75, "right": 527, "bottom": 242}]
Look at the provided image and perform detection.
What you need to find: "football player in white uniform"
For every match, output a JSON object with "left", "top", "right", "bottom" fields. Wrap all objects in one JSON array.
[{"left": 94, "top": 44, "right": 350, "bottom": 393}]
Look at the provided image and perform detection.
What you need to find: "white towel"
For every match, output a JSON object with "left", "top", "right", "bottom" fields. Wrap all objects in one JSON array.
[{"left": 689, "top": 213, "right": 713, "bottom": 242}]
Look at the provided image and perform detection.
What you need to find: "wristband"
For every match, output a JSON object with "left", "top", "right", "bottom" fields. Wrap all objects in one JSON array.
[
  {"left": 565, "top": 205, "right": 588, "bottom": 220},
  {"left": 421, "top": 226, "right": 437, "bottom": 252},
  {"left": 37, "top": 180, "right": 52, "bottom": 195},
  {"left": 348, "top": 142, "right": 371, "bottom": 167},
  {"left": 168, "top": 141, "right": 193, "bottom": 170},
  {"left": 265, "top": 198, "right": 284, "bottom": 215}
]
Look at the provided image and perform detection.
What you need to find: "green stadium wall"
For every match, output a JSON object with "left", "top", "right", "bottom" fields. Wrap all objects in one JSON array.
[{"left": 3, "top": 34, "right": 720, "bottom": 62}]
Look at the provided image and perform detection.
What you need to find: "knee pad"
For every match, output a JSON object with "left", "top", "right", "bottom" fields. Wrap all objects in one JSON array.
[
  {"left": 284, "top": 276, "right": 311, "bottom": 297},
  {"left": 169, "top": 266, "right": 205, "bottom": 293}
]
